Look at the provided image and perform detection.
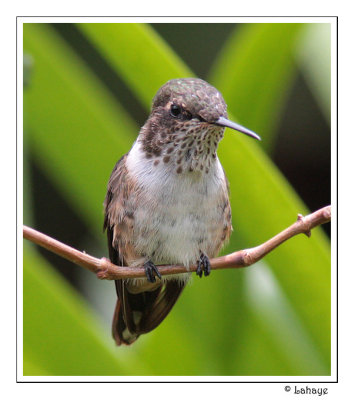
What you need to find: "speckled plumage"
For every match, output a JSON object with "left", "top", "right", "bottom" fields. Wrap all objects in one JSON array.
[
  {"left": 105, "top": 78, "right": 238, "bottom": 345},
  {"left": 141, "top": 78, "right": 228, "bottom": 174}
]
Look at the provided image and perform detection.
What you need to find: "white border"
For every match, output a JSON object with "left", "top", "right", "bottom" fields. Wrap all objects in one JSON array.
[
  {"left": 17, "top": 20, "right": 24, "bottom": 382},
  {"left": 330, "top": 20, "right": 338, "bottom": 381},
  {"left": 18, "top": 16, "right": 336, "bottom": 24},
  {"left": 17, "top": 15, "right": 337, "bottom": 383}
]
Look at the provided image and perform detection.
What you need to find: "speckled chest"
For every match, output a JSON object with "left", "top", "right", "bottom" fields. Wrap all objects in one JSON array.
[{"left": 125, "top": 140, "right": 231, "bottom": 267}]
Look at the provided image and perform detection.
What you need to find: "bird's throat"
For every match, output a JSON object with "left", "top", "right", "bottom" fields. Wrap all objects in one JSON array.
[{"left": 139, "top": 121, "right": 224, "bottom": 175}]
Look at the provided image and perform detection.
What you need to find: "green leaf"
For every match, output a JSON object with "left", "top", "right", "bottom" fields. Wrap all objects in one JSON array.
[
  {"left": 23, "top": 244, "right": 128, "bottom": 375},
  {"left": 296, "top": 23, "right": 331, "bottom": 121},
  {"left": 239, "top": 264, "right": 328, "bottom": 375},
  {"left": 77, "top": 23, "right": 193, "bottom": 109},
  {"left": 210, "top": 23, "right": 305, "bottom": 151},
  {"left": 217, "top": 129, "right": 330, "bottom": 370},
  {"left": 23, "top": 23, "right": 137, "bottom": 232}
]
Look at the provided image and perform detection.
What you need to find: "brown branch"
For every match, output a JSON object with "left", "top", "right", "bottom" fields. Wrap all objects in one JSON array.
[{"left": 23, "top": 205, "right": 331, "bottom": 280}]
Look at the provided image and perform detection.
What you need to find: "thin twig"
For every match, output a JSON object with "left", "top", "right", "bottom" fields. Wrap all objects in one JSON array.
[{"left": 23, "top": 205, "right": 331, "bottom": 280}]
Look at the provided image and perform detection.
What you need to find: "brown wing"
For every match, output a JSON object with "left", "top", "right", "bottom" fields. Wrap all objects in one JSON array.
[
  {"left": 104, "top": 154, "right": 185, "bottom": 345},
  {"left": 104, "top": 154, "right": 138, "bottom": 267}
]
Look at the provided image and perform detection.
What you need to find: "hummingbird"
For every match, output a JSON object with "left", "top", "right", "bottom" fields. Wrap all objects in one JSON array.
[{"left": 104, "top": 78, "right": 260, "bottom": 345}]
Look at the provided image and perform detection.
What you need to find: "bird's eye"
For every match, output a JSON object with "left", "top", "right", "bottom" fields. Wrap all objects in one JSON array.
[{"left": 170, "top": 104, "right": 182, "bottom": 117}]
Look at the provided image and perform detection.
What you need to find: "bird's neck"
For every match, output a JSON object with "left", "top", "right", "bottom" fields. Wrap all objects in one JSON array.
[{"left": 137, "top": 122, "right": 224, "bottom": 175}]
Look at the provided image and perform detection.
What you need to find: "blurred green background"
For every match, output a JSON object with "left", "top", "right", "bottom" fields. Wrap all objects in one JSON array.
[{"left": 23, "top": 22, "right": 331, "bottom": 376}]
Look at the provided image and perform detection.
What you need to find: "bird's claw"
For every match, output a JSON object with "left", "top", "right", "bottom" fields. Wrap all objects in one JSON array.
[
  {"left": 144, "top": 260, "right": 162, "bottom": 283},
  {"left": 196, "top": 252, "right": 211, "bottom": 278}
]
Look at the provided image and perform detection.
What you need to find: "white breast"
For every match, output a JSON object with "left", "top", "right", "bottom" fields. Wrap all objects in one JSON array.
[{"left": 126, "top": 140, "right": 229, "bottom": 277}]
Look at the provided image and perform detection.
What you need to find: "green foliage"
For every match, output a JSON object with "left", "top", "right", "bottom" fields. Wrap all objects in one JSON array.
[
  {"left": 210, "top": 23, "right": 304, "bottom": 151},
  {"left": 24, "top": 244, "right": 127, "bottom": 375},
  {"left": 79, "top": 23, "right": 193, "bottom": 108},
  {"left": 23, "top": 22, "right": 331, "bottom": 376},
  {"left": 296, "top": 24, "right": 331, "bottom": 120}
]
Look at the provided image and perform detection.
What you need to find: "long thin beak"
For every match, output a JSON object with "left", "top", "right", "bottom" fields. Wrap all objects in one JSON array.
[{"left": 215, "top": 116, "right": 261, "bottom": 141}]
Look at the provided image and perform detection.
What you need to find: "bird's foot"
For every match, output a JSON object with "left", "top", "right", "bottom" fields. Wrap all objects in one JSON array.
[
  {"left": 144, "top": 260, "right": 162, "bottom": 283},
  {"left": 196, "top": 252, "right": 211, "bottom": 278}
]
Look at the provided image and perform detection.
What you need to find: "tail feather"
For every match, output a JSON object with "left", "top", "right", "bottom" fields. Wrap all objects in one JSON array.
[
  {"left": 112, "top": 280, "right": 185, "bottom": 345},
  {"left": 112, "top": 298, "right": 139, "bottom": 345}
]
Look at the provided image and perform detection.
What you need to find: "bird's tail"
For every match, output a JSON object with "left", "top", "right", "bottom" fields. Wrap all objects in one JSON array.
[
  {"left": 112, "top": 280, "right": 185, "bottom": 346},
  {"left": 112, "top": 298, "right": 139, "bottom": 345}
]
